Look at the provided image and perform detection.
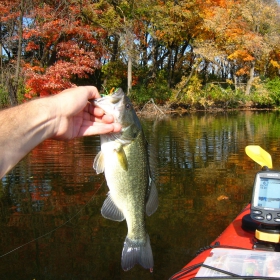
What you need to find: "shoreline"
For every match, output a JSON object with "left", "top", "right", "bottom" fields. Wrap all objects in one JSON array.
[{"left": 136, "top": 103, "right": 277, "bottom": 117}]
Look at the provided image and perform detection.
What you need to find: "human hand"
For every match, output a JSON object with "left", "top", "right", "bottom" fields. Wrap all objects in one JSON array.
[{"left": 50, "top": 86, "right": 122, "bottom": 140}]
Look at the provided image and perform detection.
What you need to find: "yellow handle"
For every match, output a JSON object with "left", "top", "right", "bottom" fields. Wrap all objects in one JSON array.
[{"left": 245, "top": 145, "right": 272, "bottom": 168}]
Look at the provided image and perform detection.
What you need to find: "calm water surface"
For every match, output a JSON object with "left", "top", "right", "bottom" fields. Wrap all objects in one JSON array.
[{"left": 1, "top": 111, "right": 280, "bottom": 280}]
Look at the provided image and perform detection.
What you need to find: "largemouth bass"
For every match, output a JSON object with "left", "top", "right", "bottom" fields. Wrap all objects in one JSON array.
[{"left": 93, "top": 88, "right": 158, "bottom": 271}]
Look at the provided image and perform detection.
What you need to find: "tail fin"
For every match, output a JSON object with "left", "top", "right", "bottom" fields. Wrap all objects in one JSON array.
[{"left": 121, "top": 234, "right": 153, "bottom": 271}]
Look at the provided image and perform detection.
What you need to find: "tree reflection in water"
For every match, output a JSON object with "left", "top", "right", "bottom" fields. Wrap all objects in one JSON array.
[{"left": 1, "top": 111, "right": 280, "bottom": 280}]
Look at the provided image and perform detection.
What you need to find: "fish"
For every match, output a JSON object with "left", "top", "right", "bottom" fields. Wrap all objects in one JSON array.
[{"left": 93, "top": 88, "right": 158, "bottom": 271}]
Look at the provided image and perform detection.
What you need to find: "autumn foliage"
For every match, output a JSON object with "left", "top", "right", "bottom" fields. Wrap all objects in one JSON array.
[
  {"left": 20, "top": 2, "right": 104, "bottom": 97},
  {"left": 0, "top": 0, "right": 280, "bottom": 104}
]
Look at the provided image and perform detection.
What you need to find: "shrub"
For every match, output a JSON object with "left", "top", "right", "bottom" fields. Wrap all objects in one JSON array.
[
  {"left": 203, "top": 83, "right": 244, "bottom": 109},
  {"left": 0, "top": 85, "right": 9, "bottom": 108},
  {"left": 130, "top": 70, "right": 172, "bottom": 105},
  {"left": 264, "top": 77, "right": 280, "bottom": 106},
  {"left": 249, "top": 91, "right": 274, "bottom": 107},
  {"left": 171, "top": 74, "right": 203, "bottom": 106},
  {"left": 171, "top": 76, "right": 244, "bottom": 109},
  {"left": 101, "top": 61, "right": 127, "bottom": 92}
]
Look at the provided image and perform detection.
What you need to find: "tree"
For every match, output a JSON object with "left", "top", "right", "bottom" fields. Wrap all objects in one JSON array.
[
  {"left": 84, "top": 0, "right": 152, "bottom": 95},
  {"left": 22, "top": 0, "right": 104, "bottom": 97},
  {"left": 147, "top": 0, "right": 201, "bottom": 87},
  {"left": 1, "top": 0, "right": 280, "bottom": 106},
  {"left": 0, "top": 0, "right": 27, "bottom": 105},
  {"left": 198, "top": 0, "right": 280, "bottom": 95}
]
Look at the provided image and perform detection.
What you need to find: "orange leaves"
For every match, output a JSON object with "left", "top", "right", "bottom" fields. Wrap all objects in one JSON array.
[
  {"left": 217, "top": 195, "right": 229, "bottom": 201},
  {"left": 132, "top": 75, "right": 139, "bottom": 86},
  {"left": 155, "top": 30, "right": 166, "bottom": 40},
  {"left": 0, "top": 0, "right": 21, "bottom": 21},
  {"left": 23, "top": 63, "right": 44, "bottom": 73},
  {"left": 235, "top": 67, "right": 249, "bottom": 76},
  {"left": 228, "top": 50, "right": 255, "bottom": 76},
  {"left": 25, "top": 64, "right": 75, "bottom": 98},
  {"left": 228, "top": 50, "right": 255, "bottom": 62},
  {"left": 25, "top": 42, "right": 39, "bottom": 52},
  {"left": 197, "top": 0, "right": 279, "bottom": 81}
]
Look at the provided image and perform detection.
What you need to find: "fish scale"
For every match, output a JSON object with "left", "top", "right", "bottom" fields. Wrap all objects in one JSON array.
[{"left": 93, "top": 88, "right": 158, "bottom": 271}]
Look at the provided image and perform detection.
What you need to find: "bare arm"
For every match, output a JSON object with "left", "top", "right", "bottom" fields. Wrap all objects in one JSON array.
[{"left": 0, "top": 86, "right": 121, "bottom": 178}]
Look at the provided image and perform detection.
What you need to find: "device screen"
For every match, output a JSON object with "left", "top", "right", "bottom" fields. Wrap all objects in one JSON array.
[{"left": 255, "top": 177, "right": 280, "bottom": 208}]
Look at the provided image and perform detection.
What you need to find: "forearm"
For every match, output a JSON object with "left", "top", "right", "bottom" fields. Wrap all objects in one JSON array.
[
  {"left": 0, "top": 97, "right": 55, "bottom": 178},
  {"left": 0, "top": 86, "right": 121, "bottom": 179}
]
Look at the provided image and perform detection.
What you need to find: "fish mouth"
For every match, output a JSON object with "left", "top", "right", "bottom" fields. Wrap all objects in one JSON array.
[
  {"left": 94, "top": 94, "right": 121, "bottom": 104},
  {"left": 93, "top": 90, "right": 125, "bottom": 118},
  {"left": 94, "top": 89, "right": 124, "bottom": 105}
]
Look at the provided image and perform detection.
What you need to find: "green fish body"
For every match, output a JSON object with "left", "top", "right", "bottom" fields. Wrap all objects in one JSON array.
[{"left": 93, "top": 89, "right": 158, "bottom": 271}]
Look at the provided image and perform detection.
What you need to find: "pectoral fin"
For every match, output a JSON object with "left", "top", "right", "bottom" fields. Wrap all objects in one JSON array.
[
  {"left": 115, "top": 146, "right": 128, "bottom": 171},
  {"left": 93, "top": 151, "right": 105, "bottom": 174},
  {"left": 146, "top": 179, "right": 158, "bottom": 216},
  {"left": 101, "top": 194, "right": 125, "bottom": 221}
]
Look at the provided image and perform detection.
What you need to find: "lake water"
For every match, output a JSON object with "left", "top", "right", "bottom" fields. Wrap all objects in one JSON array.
[{"left": 1, "top": 110, "right": 280, "bottom": 280}]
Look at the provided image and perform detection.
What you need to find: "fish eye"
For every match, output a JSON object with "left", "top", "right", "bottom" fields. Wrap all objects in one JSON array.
[{"left": 125, "top": 103, "right": 131, "bottom": 110}]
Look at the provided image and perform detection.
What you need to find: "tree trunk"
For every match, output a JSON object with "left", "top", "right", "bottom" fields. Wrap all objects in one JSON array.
[
  {"left": 167, "top": 48, "right": 172, "bottom": 87},
  {"left": 9, "top": 0, "right": 24, "bottom": 105},
  {"left": 234, "top": 74, "right": 238, "bottom": 94},
  {"left": 151, "top": 38, "right": 158, "bottom": 79},
  {"left": 245, "top": 62, "right": 255, "bottom": 96},
  {"left": 7, "top": 77, "right": 18, "bottom": 106},
  {"left": 0, "top": 22, "right": 2, "bottom": 86},
  {"left": 127, "top": 55, "right": 132, "bottom": 96},
  {"left": 0, "top": 41, "right": 3, "bottom": 86},
  {"left": 111, "top": 35, "right": 119, "bottom": 62}
]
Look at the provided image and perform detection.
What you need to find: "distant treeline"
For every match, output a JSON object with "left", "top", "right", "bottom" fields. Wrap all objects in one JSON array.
[{"left": 0, "top": 0, "right": 280, "bottom": 109}]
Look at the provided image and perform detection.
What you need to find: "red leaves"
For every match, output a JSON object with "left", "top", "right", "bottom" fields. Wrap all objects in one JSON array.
[
  {"left": 25, "top": 42, "right": 39, "bottom": 52},
  {"left": 24, "top": 41, "right": 101, "bottom": 98},
  {"left": 21, "top": 2, "right": 104, "bottom": 98}
]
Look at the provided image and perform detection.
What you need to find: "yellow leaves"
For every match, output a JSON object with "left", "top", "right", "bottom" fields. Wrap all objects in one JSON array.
[
  {"left": 217, "top": 195, "right": 229, "bottom": 201},
  {"left": 194, "top": 41, "right": 226, "bottom": 62},
  {"left": 270, "top": 60, "right": 280, "bottom": 69},
  {"left": 199, "top": 97, "right": 214, "bottom": 109}
]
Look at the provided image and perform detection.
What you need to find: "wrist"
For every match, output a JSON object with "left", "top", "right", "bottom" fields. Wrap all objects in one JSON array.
[
  {"left": 0, "top": 96, "right": 58, "bottom": 178},
  {"left": 25, "top": 96, "right": 59, "bottom": 141}
]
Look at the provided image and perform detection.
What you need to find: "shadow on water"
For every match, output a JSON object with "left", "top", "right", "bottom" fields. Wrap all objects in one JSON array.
[{"left": 1, "top": 110, "right": 280, "bottom": 279}]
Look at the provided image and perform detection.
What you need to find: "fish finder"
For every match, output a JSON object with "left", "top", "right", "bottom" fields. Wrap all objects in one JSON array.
[
  {"left": 245, "top": 145, "right": 280, "bottom": 247},
  {"left": 250, "top": 170, "right": 280, "bottom": 225}
]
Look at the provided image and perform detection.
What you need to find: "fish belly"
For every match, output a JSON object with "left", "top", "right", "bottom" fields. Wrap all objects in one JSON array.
[{"left": 103, "top": 133, "right": 153, "bottom": 270}]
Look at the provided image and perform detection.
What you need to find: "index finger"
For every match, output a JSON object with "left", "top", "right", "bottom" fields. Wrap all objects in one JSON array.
[{"left": 84, "top": 86, "right": 101, "bottom": 100}]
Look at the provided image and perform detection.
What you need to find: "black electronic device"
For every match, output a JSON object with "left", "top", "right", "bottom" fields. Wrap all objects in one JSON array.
[
  {"left": 245, "top": 145, "right": 280, "bottom": 247},
  {"left": 250, "top": 170, "right": 280, "bottom": 225}
]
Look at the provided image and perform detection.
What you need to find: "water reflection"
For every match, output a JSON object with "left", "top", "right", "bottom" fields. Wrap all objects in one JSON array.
[{"left": 1, "top": 111, "right": 280, "bottom": 279}]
